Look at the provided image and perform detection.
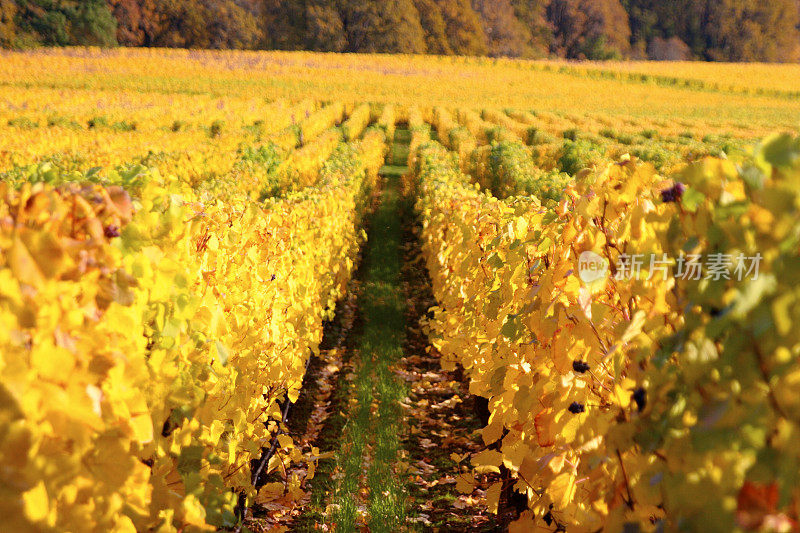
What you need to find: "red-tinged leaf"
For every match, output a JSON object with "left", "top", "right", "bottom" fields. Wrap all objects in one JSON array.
[
  {"left": 534, "top": 409, "right": 556, "bottom": 447},
  {"left": 736, "top": 481, "right": 778, "bottom": 530}
]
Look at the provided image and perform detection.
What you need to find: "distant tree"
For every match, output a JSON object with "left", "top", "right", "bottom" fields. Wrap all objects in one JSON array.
[
  {"left": 304, "top": 1, "right": 346, "bottom": 51},
  {"left": 705, "top": 0, "right": 800, "bottom": 62},
  {"left": 259, "top": 0, "right": 479, "bottom": 55},
  {"left": 472, "top": 0, "right": 531, "bottom": 57},
  {"left": 108, "top": 0, "right": 157, "bottom": 46},
  {"left": 548, "top": 0, "right": 631, "bottom": 59},
  {"left": 340, "top": 1, "right": 380, "bottom": 51},
  {"left": 797, "top": 0, "right": 800, "bottom": 59},
  {"left": 341, "top": 0, "right": 426, "bottom": 53},
  {"left": 149, "top": 0, "right": 209, "bottom": 48},
  {"left": 0, "top": 0, "right": 17, "bottom": 47},
  {"left": 71, "top": 0, "right": 117, "bottom": 46},
  {"left": 261, "top": 0, "right": 305, "bottom": 49},
  {"left": 413, "top": 0, "right": 452, "bottom": 54},
  {"left": 510, "top": 0, "right": 552, "bottom": 57},
  {"left": 620, "top": 0, "right": 658, "bottom": 50},
  {"left": 14, "top": 0, "right": 117, "bottom": 46},
  {"left": 206, "top": 0, "right": 261, "bottom": 48},
  {"left": 622, "top": 0, "right": 709, "bottom": 59},
  {"left": 4, "top": 0, "right": 798, "bottom": 61},
  {"left": 376, "top": 0, "right": 427, "bottom": 53},
  {"left": 436, "top": 0, "right": 487, "bottom": 55},
  {"left": 647, "top": 35, "right": 690, "bottom": 60},
  {"left": 150, "top": 0, "right": 259, "bottom": 49},
  {"left": 14, "top": 0, "right": 70, "bottom": 45}
]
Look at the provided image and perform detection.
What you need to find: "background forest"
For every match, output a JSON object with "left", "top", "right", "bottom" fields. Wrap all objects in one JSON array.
[{"left": 1, "top": 0, "right": 799, "bottom": 62}]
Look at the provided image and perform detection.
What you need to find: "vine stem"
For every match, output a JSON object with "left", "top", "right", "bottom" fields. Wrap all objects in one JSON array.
[
  {"left": 233, "top": 355, "right": 312, "bottom": 533},
  {"left": 616, "top": 449, "right": 636, "bottom": 511},
  {"left": 753, "top": 339, "right": 792, "bottom": 422}
]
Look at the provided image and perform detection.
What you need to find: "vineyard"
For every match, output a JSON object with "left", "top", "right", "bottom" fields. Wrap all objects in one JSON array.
[{"left": 1, "top": 48, "right": 799, "bottom": 533}]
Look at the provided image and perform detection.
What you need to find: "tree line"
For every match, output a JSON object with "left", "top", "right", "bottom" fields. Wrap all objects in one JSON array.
[{"left": 1, "top": 0, "right": 799, "bottom": 62}]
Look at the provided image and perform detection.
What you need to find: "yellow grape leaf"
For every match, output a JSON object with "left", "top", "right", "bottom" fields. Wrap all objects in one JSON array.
[
  {"left": 551, "top": 333, "right": 572, "bottom": 374},
  {"left": 130, "top": 414, "right": 154, "bottom": 444},
  {"left": 547, "top": 453, "right": 567, "bottom": 474},
  {"left": 614, "top": 380, "right": 635, "bottom": 409},
  {"left": 534, "top": 409, "right": 556, "bottom": 447},
  {"left": 255, "top": 482, "right": 285, "bottom": 505},
  {"left": 563, "top": 274, "right": 581, "bottom": 299},
  {"left": 267, "top": 454, "right": 284, "bottom": 477},
  {"left": 25, "top": 230, "right": 71, "bottom": 279},
  {"left": 22, "top": 481, "right": 49, "bottom": 523},
  {"left": 277, "top": 434, "right": 294, "bottom": 448},
  {"left": 471, "top": 449, "right": 502, "bottom": 474},
  {"left": 558, "top": 409, "right": 582, "bottom": 445},
  {"left": 455, "top": 472, "right": 476, "bottom": 494},
  {"left": 501, "top": 437, "right": 528, "bottom": 471},
  {"left": 481, "top": 416, "right": 504, "bottom": 446},
  {"left": 208, "top": 420, "right": 225, "bottom": 446},
  {"left": 509, "top": 511, "right": 551, "bottom": 533},
  {"left": 9, "top": 235, "right": 45, "bottom": 286},
  {"left": 288, "top": 386, "right": 301, "bottom": 404},
  {"left": 114, "top": 515, "right": 138, "bottom": 533},
  {"left": 550, "top": 471, "right": 577, "bottom": 510},
  {"left": 486, "top": 481, "right": 502, "bottom": 514},
  {"left": 620, "top": 310, "right": 646, "bottom": 345},
  {"left": 772, "top": 294, "right": 793, "bottom": 336},
  {"left": 181, "top": 495, "right": 210, "bottom": 528},
  {"left": 450, "top": 452, "right": 468, "bottom": 463},
  {"left": 31, "top": 341, "right": 74, "bottom": 382},
  {"left": 287, "top": 473, "right": 303, "bottom": 500}
]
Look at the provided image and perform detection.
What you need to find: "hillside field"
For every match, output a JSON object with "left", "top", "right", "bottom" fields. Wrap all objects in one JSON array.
[{"left": 1, "top": 48, "right": 800, "bottom": 533}]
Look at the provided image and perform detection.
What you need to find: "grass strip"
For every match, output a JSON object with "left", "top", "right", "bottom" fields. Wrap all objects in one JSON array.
[{"left": 328, "top": 129, "right": 410, "bottom": 532}]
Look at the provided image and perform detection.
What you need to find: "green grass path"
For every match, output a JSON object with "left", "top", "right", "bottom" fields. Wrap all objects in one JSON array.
[{"left": 327, "top": 129, "right": 411, "bottom": 531}]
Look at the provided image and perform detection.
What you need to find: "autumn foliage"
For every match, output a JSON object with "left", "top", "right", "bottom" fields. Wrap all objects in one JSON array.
[
  {"left": 0, "top": 104, "right": 387, "bottom": 531},
  {"left": 1, "top": 0, "right": 799, "bottom": 61},
  {"left": 413, "top": 132, "right": 800, "bottom": 529}
]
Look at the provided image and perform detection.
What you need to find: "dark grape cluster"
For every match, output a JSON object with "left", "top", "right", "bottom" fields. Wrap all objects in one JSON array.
[
  {"left": 104, "top": 225, "right": 120, "bottom": 238},
  {"left": 632, "top": 387, "right": 647, "bottom": 412},
  {"left": 568, "top": 402, "right": 585, "bottom": 414},
  {"left": 572, "top": 360, "right": 590, "bottom": 373},
  {"left": 660, "top": 182, "right": 686, "bottom": 203}
]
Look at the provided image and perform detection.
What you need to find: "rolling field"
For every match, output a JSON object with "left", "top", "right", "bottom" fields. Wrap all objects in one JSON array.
[{"left": 1, "top": 48, "right": 800, "bottom": 533}]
